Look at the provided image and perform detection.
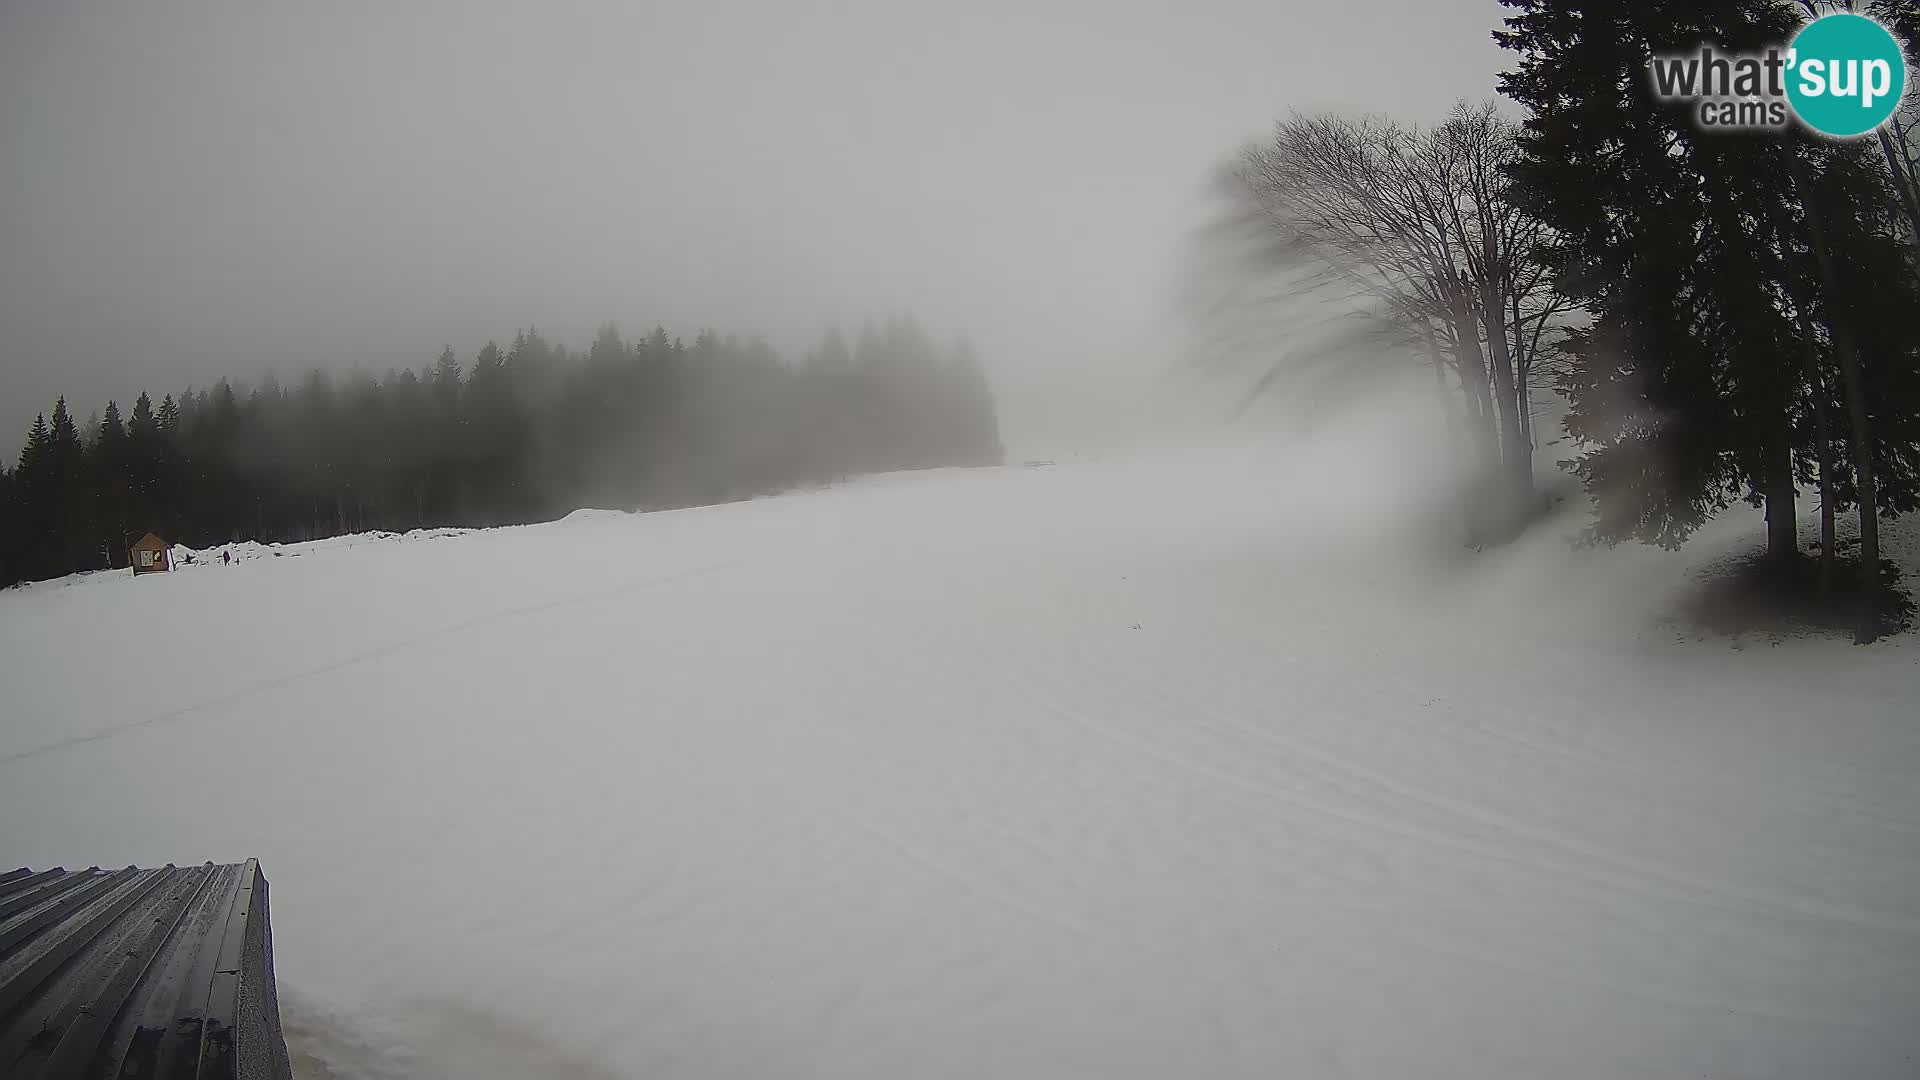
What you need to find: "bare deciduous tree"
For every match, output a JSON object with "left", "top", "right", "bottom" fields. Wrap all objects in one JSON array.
[{"left": 1222, "top": 101, "right": 1574, "bottom": 540}]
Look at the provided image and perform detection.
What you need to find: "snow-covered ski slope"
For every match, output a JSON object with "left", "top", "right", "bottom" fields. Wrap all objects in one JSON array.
[{"left": 3, "top": 425, "right": 1917, "bottom": 1080}]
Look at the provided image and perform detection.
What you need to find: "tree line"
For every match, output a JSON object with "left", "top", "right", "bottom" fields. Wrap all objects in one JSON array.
[
  {"left": 0, "top": 317, "right": 1003, "bottom": 587},
  {"left": 1215, "top": 0, "right": 1920, "bottom": 641}
]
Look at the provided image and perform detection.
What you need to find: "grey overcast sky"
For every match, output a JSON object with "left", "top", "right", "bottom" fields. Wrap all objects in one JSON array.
[{"left": 0, "top": 0, "right": 1510, "bottom": 449}]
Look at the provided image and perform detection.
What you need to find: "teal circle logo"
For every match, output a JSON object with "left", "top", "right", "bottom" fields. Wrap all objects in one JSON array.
[{"left": 1786, "top": 13, "right": 1908, "bottom": 138}]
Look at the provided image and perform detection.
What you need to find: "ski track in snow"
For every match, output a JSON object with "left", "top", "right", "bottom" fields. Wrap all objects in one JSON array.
[
  {"left": 0, "top": 556, "right": 756, "bottom": 767},
  {"left": 2, "top": 443, "right": 1918, "bottom": 1079}
]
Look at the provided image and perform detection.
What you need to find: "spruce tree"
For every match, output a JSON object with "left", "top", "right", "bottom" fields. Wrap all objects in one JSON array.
[
  {"left": 128, "top": 392, "right": 155, "bottom": 442},
  {"left": 0, "top": 466, "right": 19, "bottom": 586},
  {"left": 1498, "top": 0, "right": 1809, "bottom": 553},
  {"left": 44, "top": 399, "right": 92, "bottom": 569},
  {"left": 93, "top": 401, "right": 129, "bottom": 564},
  {"left": 17, "top": 414, "right": 51, "bottom": 477},
  {"left": 1498, "top": 0, "right": 1920, "bottom": 638}
]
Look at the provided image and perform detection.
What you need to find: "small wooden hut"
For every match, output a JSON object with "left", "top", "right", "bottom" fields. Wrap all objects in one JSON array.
[{"left": 129, "top": 532, "right": 171, "bottom": 575}]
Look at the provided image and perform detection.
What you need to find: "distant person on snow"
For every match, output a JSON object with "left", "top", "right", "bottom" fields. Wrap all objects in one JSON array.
[{"left": 223, "top": 550, "right": 231, "bottom": 566}]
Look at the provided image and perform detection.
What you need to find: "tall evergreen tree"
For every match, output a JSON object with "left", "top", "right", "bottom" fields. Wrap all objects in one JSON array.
[
  {"left": 10, "top": 414, "right": 55, "bottom": 581},
  {"left": 127, "top": 392, "right": 155, "bottom": 443},
  {"left": 42, "top": 398, "right": 100, "bottom": 569},
  {"left": 156, "top": 393, "right": 179, "bottom": 435},
  {"left": 0, "top": 465, "right": 18, "bottom": 585},
  {"left": 1497, "top": 0, "right": 1920, "bottom": 638},
  {"left": 94, "top": 401, "right": 130, "bottom": 565}
]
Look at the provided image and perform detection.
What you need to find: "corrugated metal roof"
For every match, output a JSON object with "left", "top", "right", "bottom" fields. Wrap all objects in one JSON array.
[{"left": 0, "top": 860, "right": 292, "bottom": 1080}]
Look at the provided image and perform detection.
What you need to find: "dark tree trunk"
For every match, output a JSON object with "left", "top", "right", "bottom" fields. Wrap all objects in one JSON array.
[
  {"left": 1473, "top": 280, "right": 1534, "bottom": 526},
  {"left": 1762, "top": 431, "right": 1798, "bottom": 571},
  {"left": 1791, "top": 155, "right": 1881, "bottom": 641},
  {"left": 1875, "top": 127, "right": 1920, "bottom": 256},
  {"left": 1422, "top": 321, "right": 1478, "bottom": 546},
  {"left": 1446, "top": 297, "right": 1498, "bottom": 452},
  {"left": 1799, "top": 321, "right": 1838, "bottom": 593},
  {"left": 1761, "top": 328, "right": 1799, "bottom": 570}
]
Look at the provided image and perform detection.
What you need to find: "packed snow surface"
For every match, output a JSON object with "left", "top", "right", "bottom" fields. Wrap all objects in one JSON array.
[{"left": 3, "top": 431, "right": 1917, "bottom": 1080}]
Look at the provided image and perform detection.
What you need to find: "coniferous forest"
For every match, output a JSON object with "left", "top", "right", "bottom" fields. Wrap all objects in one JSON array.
[{"left": 0, "top": 318, "right": 1002, "bottom": 587}]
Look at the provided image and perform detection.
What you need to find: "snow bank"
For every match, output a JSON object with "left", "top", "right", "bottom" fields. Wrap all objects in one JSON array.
[
  {"left": 1, "top": 430, "right": 1916, "bottom": 1080},
  {"left": 559, "top": 508, "right": 630, "bottom": 523},
  {"left": 169, "top": 527, "right": 474, "bottom": 570}
]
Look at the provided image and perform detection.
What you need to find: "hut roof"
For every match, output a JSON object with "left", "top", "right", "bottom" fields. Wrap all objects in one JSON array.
[{"left": 0, "top": 861, "right": 290, "bottom": 1079}]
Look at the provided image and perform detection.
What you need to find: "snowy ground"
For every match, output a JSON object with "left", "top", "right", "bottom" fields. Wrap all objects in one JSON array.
[{"left": 2, "top": 422, "right": 1918, "bottom": 1080}]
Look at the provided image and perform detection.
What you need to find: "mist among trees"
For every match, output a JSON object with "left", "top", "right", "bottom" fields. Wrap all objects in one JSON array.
[
  {"left": 1208, "top": 0, "right": 1920, "bottom": 641},
  {"left": 1223, "top": 101, "right": 1574, "bottom": 545},
  {"left": 0, "top": 317, "right": 1002, "bottom": 587}
]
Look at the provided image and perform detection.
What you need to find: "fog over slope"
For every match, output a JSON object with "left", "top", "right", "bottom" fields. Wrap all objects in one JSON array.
[
  {"left": 0, "top": 0, "right": 1511, "bottom": 454},
  {"left": 4, "top": 417, "right": 1916, "bottom": 1079}
]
